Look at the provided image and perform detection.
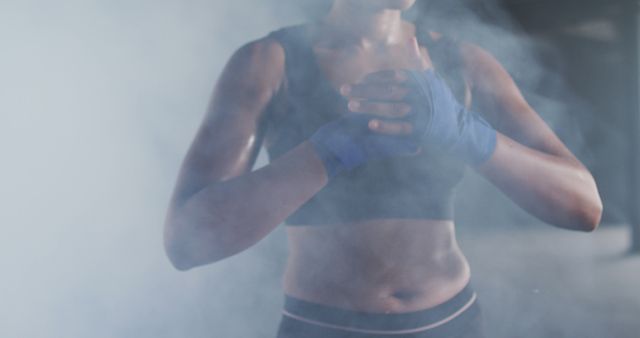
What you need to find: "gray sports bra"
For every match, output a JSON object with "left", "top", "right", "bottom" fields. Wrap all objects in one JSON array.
[{"left": 264, "top": 24, "right": 468, "bottom": 225}]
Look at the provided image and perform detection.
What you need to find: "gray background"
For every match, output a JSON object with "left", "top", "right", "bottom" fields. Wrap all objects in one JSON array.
[{"left": 1, "top": 1, "right": 638, "bottom": 337}]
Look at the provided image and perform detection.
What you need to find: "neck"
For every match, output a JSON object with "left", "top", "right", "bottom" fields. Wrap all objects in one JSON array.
[{"left": 323, "top": 3, "right": 405, "bottom": 46}]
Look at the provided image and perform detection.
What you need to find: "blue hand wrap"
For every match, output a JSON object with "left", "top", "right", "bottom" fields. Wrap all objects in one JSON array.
[
  {"left": 309, "top": 114, "right": 420, "bottom": 179},
  {"left": 407, "top": 69, "right": 497, "bottom": 165}
]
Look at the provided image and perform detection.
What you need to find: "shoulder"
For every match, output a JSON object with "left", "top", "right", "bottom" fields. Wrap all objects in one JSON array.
[
  {"left": 455, "top": 41, "right": 514, "bottom": 89},
  {"left": 216, "top": 32, "right": 291, "bottom": 103},
  {"left": 418, "top": 31, "right": 466, "bottom": 73},
  {"left": 427, "top": 37, "right": 521, "bottom": 104},
  {"left": 227, "top": 24, "right": 316, "bottom": 72},
  {"left": 226, "top": 23, "right": 313, "bottom": 78},
  {"left": 454, "top": 41, "right": 539, "bottom": 137},
  {"left": 230, "top": 33, "right": 286, "bottom": 71},
  {"left": 420, "top": 31, "right": 459, "bottom": 50},
  {"left": 421, "top": 32, "right": 498, "bottom": 72}
]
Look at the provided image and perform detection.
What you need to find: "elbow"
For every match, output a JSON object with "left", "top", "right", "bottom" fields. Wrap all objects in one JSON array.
[
  {"left": 164, "top": 237, "right": 234, "bottom": 271},
  {"left": 165, "top": 249, "right": 195, "bottom": 272},
  {"left": 579, "top": 187, "right": 604, "bottom": 232},
  {"left": 167, "top": 253, "right": 195, "bottom": 272},
  {"left": 163, "top": 216, "right": 210, "bottom": 271},
  {"left": 164, "top": 233, "right": 223, "bottom": 271},
  {"left": 164, "top": 231, "right": 197, "bottom": 271},
  {"left": 162, "top": 203, "right": 264, "bottom": 270},
  {"left": 568, "top": 197, "right": 603, "bottom": 233},
  {"left": 559, "top": 174, "right": 604, "bottom": 232},
  {"left": 583, "top": 200, "right": 603, "bottom": 232},
  {"left": 163, "top": 213, "right": 194, "bottom": 271},
  {"left": 163, "top": 216, "right": 232, "bottom": 271},
  {"left": 163, "top": 207, "right": 194, "bottom": 271}
]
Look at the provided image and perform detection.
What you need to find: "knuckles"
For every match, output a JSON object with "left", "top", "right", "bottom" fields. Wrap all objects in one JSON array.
[
  {"left": 371, "top": 120, "right": 414, "bottom": 135},
  {"left": 347, "top": 100, "right": 412, "bottom": 118},
  {"left": 345, "top": 82, "right": 411, "bottom": 101},
  {"left": 392, "top": 70, "right": 411, "bottom": 83}
]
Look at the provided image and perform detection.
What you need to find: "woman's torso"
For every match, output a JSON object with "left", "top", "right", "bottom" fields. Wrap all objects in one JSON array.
[
  {"left": 284, "top": 219, "right": 470, "bottom": 313},
  {"left": 264, "top": 22, "right": 473, "bottom": 313}
]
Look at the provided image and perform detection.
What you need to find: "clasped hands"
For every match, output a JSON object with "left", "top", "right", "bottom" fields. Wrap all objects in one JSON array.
[
  {"left": 341, "top": 68, "right": 438, "bottom": 141},
  {"left": 310, "top": 67, "right": 487, "bottom": 179}
]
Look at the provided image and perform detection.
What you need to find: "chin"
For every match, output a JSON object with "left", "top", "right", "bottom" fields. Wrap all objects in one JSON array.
[
  {"left": 351, "top": 0, "right": 417, "bottom": 11},
  {"left": 382, "top": 0, "right": 417, "bottom": 10}
]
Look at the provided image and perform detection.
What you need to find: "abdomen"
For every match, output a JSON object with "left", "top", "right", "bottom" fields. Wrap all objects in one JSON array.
[{"left": 283, "top": 219, "right": 471, "bottom": 313}]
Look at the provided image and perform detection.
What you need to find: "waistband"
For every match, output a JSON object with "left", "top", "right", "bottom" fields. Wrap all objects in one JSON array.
[{"left": 282, "top": 283, "right": 477, "bottom": 335}]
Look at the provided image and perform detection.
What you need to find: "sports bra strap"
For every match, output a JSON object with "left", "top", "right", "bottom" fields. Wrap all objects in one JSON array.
[
  {"left": 415, "top": 29, "right": 467, "bottom": 104},
  {"left": 267, "top": 25, "right": 320, "bottom": 94}
]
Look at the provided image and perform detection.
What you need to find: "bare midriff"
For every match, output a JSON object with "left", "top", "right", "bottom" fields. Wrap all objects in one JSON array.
[{"left": 283, "top": 219, "right": 470, "bottom": 314}]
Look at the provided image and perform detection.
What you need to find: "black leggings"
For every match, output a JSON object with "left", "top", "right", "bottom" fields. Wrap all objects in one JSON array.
[{"left": 276, "top": 284, "right": 485, "bottom": 338}]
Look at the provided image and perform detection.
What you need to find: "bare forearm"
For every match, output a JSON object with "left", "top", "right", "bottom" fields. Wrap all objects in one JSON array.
[
  {"left": 165, "top": 141, "right": 327, "bottom": 270},
  {"left": 476, "top": 133, "right": 602, "bottom": 231}
]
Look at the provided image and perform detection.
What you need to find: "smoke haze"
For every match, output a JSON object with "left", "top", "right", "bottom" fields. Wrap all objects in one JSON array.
[
  {"left": 1, "top": 1, "right": 637, "bottom": 337},
  {"left": 0, "top": 1, "right": 305, "bottom": 337}
]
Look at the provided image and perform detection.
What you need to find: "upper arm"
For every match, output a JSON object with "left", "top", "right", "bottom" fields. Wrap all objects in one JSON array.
[
  {"left": 170, "top": 37, "right": 285, "bottom": 207},
  {"left": 459, "top": 43, "right": 578, "bottom": 162}
]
